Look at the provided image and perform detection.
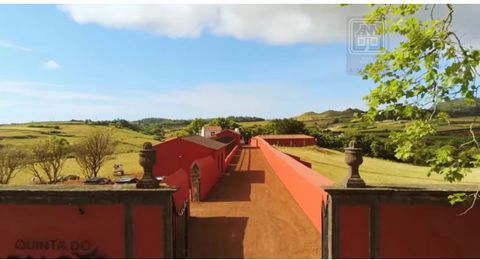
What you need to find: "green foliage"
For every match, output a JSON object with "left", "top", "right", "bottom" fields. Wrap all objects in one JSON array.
[
  {"left": 271, "top": 118, "right": 306, "bottom": 134},
  {"left": 109, "top": 119, "right": 140, "bottom": 131},
  {"left": 27, "top": 137, "right": 71, "bottom": 184},
  {"left": 209, "top": 117, "right": 240, "bottom": 130},
  {"left": 389, "top": 120, "right": 436, "bottom": 161},
  {"left": 360, "top": 4, "right": 480, "bottom": 182},
  {"left": 448, "top": 193, "right": 467, "bottom": 205},
  {"left": 0, "top": 145, "right": 27, "bottom": 184},
  {"left": 185, "top": 118, "right": 207, "bottom": 135},
  {"left": 226, "top": 116, "right": 265, "bottom": 122},
  {"left": 240, "top": 124, "right": 274, "bottom": 143},
  {"left": 141, "top": 124, "right": 165, "bottom": 141}
]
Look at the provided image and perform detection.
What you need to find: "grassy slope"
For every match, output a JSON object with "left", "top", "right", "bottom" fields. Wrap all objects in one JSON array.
[
  {"left": 0, "top": 122, "right": 157, "bottom": 185},
  {"left": 278, "top": 146, "right": 480, "bottom": 186}
]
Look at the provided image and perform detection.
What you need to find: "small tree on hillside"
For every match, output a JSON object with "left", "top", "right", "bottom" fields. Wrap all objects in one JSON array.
[
  {"left": 74, "top": 128, "right": 118, "bottom": 179},
  {"left": 0, "top": 145, "right": 27, "bottom": 184},
  {"left": 28, "top": 137, "right": 71, "bottom": 184}
]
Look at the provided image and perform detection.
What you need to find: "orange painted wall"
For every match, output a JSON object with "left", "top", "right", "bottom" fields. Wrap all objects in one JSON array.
[
  {"left": 338, "top": 205, "right": 370, "bottom": 259},
  {"left": 250, "top": 137, "right": 333, "bottom": 232},
  {"left": 378, "top": 203, "right": 480, "bottom": 258},
  {"left": 0, "top": 204, "right": 125, "bottom": 258}
]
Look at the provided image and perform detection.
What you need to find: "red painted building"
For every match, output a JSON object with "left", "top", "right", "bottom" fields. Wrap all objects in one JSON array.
[
  {"left": 257, "top": 134, "right": 316, "bottom": 147},
  {"left": 213, "top": 129, "right": 241, "bottom": 146},
  {"left": 153, "top": 136, "right": 228, "bottom": 201}
]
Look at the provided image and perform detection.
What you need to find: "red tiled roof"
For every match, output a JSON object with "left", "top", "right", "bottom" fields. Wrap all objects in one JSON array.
[
  {"left": 259, "top": 134, "right": 314, "bottom": 140},
  {"left": 181, "top": 135, "right": 227, "bottom": 150}
]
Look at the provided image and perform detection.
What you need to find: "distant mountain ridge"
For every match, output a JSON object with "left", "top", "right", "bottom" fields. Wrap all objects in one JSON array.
[{"left": 294, "top": 108, "right": 364, "bottom": 123}]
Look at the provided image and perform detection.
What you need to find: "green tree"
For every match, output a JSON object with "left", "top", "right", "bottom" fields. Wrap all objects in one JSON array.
[
  {"left": 28, "top": 137, "right": 71, "bottom": 184},
  {"left": 185, "top": 118, "right": 207, "bottom": 135},
  {"left": 241, "top": 124, "right": 274, "bottom": 143},
  {"left": 74, "top": 128, "right": 118, "bottom": 179},
  {"left": 209, "top": 117, "right": 240, "bottom": 130},
  {"left": 143, "top": 123, "right": 165, "bottom": 141},
  {"left": 359, "top": 4, "right": 480, "bottom": 183},
  {"left": 0, "top": 145, "right": 27, "bottom": 184},
  {"left": 270, "top": 118, "right": 306, "bottom": 134}
]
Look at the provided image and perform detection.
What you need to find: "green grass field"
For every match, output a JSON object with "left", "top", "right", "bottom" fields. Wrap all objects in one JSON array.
[
  {"left": 238, "top": 121, "right": 271, "bottom": 127},
  {"left": 277, "top": 146, "right": 480, "bottom": 187},
  {"left": 0, "top": 121, "right": 157, "bottom": 185}
]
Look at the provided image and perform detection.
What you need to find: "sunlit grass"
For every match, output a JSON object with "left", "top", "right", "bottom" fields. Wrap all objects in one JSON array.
[
  {"left": 0, "top": 122, "right": 155, "bottom": 185},
  {"left": 277, "top": 146, "right": 480, "bottom": 187}
]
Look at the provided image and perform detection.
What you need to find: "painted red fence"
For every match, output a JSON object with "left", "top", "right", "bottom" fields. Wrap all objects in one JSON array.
[
  {"left": 325, "top": 187, "right": 480, "bottom": 258},
  {"left": 0, "top": 185, "right": 185, "bottom": 258},
  {"left": 250, "top": 136, "right": 333, "bottom": 232}
]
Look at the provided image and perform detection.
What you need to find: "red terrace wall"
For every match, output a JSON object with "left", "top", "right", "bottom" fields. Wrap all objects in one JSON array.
[
  {"left": 214, "top": 130, "right": 241, "bottom": 145},
  {"left": 0, "top": 204, "right": 125, "bottom": 258},
  {"left": 194, "top": 156, "right": 222, "bottom": 200},
  {"left": 164, "top": 169, "right": 190, "bottom": 214},
  {"left": 379, "top": 203, "right": 480, "bottom": 258},
  {"left": 262, "top": 138, "right": 315, "bottom": 147},
  {"left": 338, "top": 206, "right": 370, "bottom": 259},
  {"left": 285, "top": 152, "right": 312, "bottom": 168},
  {"left": 250, "top": 136, "right": 334, "bottom": 232},
  {"left": 328, "top": 191, "right": 480, "bottom": 258},
  {"left": 133, "top": 206, "right": 164, "bottom": 258},
  {"left": 225, "top": 144, "right": 240, "bottom": 167}
]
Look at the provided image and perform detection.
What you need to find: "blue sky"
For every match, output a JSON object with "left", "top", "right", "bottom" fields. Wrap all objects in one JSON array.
[{"left": 0, "top": 5, "right": 382, "bottom": 123}]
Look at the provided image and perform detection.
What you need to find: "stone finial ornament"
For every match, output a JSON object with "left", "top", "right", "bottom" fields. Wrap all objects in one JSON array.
[
  {"left": 137, "top": 142, "right": 160, "bottom": 189},
  {"left": 344, "top": 139, "right": 366, "bottom": 188}
]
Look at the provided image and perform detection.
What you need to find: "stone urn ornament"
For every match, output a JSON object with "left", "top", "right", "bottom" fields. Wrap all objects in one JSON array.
[
  {"left": 137, "top": 142, "right": 160, "bottom": 189},
  {"left": 344, "top": 140, "right": 366, "bottom": 188}
]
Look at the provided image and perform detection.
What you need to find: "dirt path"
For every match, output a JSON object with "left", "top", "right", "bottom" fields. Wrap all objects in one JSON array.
[{"left": 188, "top": 146, "right": 320, "bottom": 258}]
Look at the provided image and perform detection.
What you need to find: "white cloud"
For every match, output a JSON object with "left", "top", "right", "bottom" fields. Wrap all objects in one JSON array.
[
  {"left": 0, "top": 41, "right": 32, "bottom": 52},
  {"left": 60, "top": 5, "right": 368, "bottom": 45},
  {"left": 42, "top": 60, "right": 61, "bottom": 70},
  {"left": 60, "top": 4, "right": 480, "bottom": 47}
]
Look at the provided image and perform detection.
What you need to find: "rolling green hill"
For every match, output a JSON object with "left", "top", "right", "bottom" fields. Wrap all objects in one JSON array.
[
  {"left": 0, "top": 121, "right": 158, "bottom": 185},
  {"left": 293, "top": 108, "right": 364, "bottom": 128}
]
